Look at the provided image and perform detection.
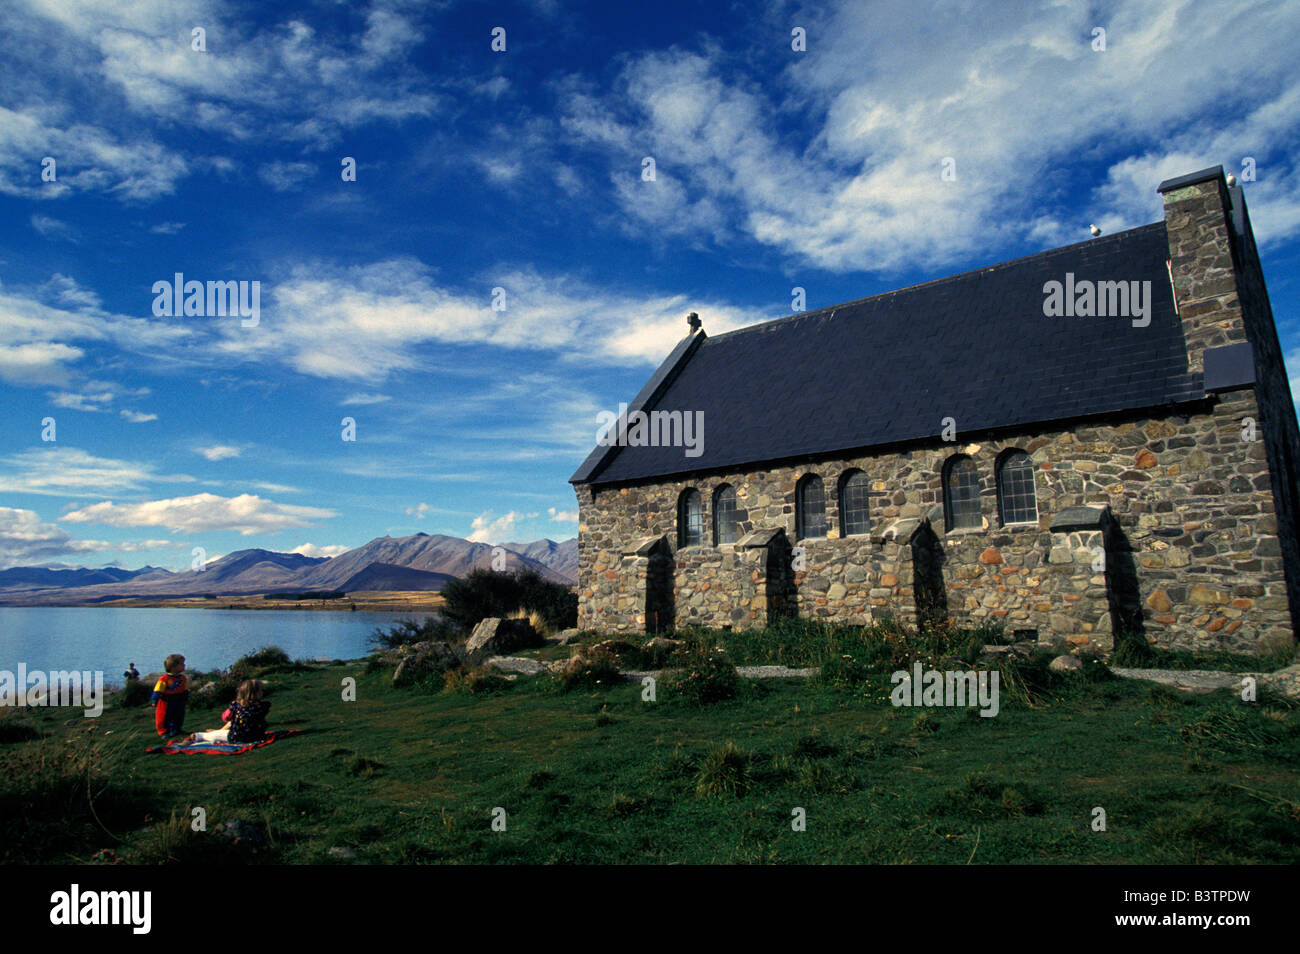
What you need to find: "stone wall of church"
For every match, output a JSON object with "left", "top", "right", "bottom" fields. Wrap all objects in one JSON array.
[{"left": 574, "top": 388, "right": 1295, "bottom": 655}]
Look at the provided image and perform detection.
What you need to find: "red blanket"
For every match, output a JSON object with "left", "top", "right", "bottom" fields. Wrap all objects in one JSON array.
[{"left": 145, "top": 729, "right": 302, "bottom": 755}]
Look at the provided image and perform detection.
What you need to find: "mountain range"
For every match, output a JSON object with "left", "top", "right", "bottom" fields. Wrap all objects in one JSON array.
[{"left": 0, "top": 533, "right": 577, "bottom": 605}]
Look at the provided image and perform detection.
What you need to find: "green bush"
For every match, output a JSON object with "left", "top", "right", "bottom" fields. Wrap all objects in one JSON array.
[
  {"left": 440, "top": 568, "right": 576, "bottom": 632},
  {"left": 695, "top": 742, "right": 752, "bottom": 797},
  {"left": 442, "top": 665, "right": 513, "bottom": 695},
  {"left": 557, "top": 650, "right": 623, "bottom": 693},
  {"left": 664, "top": 646, "right": 740, "bottom": 705},
  {"left": 237, "top": 646, "right": 291, "bottom": 668},
  {"left": 0, "top": 714, "right": 41, "bottom": 743},
  {"left": 370, "top": 615, "right": 461, "bottom": 650},
  {"left": 115, "top": 678, "right": 153, "bottom": 709}
]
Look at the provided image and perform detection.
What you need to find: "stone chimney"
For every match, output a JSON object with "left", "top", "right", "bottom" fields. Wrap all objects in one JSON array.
[{"left": 1156, "top": 165, "right": 1249, "bottom": 373}]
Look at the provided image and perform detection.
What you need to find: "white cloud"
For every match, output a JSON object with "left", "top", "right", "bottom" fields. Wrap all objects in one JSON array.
[
  {"left": 0, "top": 448, "right": 175, "bottom": 497},
  {"left": 197, "top": 444, "right": 241, "bottom": 461},
  {"left": 10, "top": 0, "right": 441, "bottom": 149},
  {"left": 467, "top": 510, "right": 523, "bottom": 543},
  {"left": 289, "top": 542, "right": 350, "bottom": 559},
  {"left": 341, "top": 392, "right": 391, "bottom": 406},
  {"left": 211, "top": 258, "right": 763, "bottom": 380},
  {"left": 120, "top": 409, "right": 158, "bottom": 423},
  {"left": 257, "top": 161, "right": 315, "bottom": 192},
  {"left": 0, "top": 105, "right": 190, "bottom": 201},
  {"left": 60, "top": 492, "right": 337, "bottom": 535},
  {"left": 0, "top": 507, "right": 105, "bottom": 567},
  {"left": 558, "top": 1, "right": 1300, "bottom": 271},
  {"left": 149, "top": 221, "right": 186, "bottom": 235},
  {"left": 0, "top": 274, "right": 193, "bottom": 387},
  {"left": 406, "top": 502, "right": 431, "bottom": 519},
  {"left": 0, "top": 507, "right": 179, "bottom": 567},
  {"left": 49, "top": 389, "right": 115, "bottom": 412},
  {"left": 30, "top": 214, "right": 78, "bottom": 241},
  {"left": 548, "top": 507, "right": 578, "bottom": 523}
]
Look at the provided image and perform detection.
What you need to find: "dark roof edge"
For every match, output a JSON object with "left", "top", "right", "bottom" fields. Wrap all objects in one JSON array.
[
  {"left": 704, "top": 221, "right": 1167, "bottom": 347},
  {"left": 578, "top": 394, "right": 1214, "bottom": 489},
  {"left": 569, "top": 329, "right": 707, "bottom": 484},
  {"left": 1156, "top": 165, "right": 1225, "bottom": 194}
]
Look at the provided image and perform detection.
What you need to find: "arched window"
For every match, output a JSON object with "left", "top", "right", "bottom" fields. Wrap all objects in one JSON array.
[
  {"left": 838, "top": 470, "right": 871, "bottom": 536},
  {"left": 997, "top": 450, "right": 1038, "bottom": 525},
  {"left": 796, "top": 473, "right": 827, "bottom": 539},
  {"left": 943, "top": 455, "right": 981, "bottom": 531},
  {"left": 677, "top": 488, "right": 702, "bottom": 548},
  {"left": 713, "top": 484, "right": 738, "bottom": 545}
]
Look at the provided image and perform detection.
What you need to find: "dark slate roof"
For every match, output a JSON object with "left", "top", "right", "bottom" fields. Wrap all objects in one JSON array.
[{"left": 574, "top": 221, "right": 1205, "bottom": 487}]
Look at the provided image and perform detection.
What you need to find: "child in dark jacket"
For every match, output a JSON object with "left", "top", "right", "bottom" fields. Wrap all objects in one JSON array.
[{"left": 185, "top": 680, "right": 270, "bottom": 744}]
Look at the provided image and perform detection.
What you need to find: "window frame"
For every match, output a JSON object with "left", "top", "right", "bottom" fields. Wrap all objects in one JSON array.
[
  {"left": 796, "top": 473, "right": 828, "bottom": 540},
  {"left": 713, "top": 484, "right": 739, "bottom": 546},
  {"left": 677, "top": 488, "right": 703, "bottom": 548},
  {"left": 996, "top": 450, "right": 1038, "bottom": 526},
  {"left": 837, "top": 469, "right": 871, "bottom": 537},
  {"left": 943, "top": 454, "right": 982, "bottom": 532}
]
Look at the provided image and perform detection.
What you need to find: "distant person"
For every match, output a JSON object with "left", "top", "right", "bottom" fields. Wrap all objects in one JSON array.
[
  {"left": 124, "top": 662, "right": 140, "bottom": 681},
  {"left": 151, "top": 654, "right": 189, "bottom": 737},
  {"left": 184, "top": 680, "right": 270, "bottom": 745}
]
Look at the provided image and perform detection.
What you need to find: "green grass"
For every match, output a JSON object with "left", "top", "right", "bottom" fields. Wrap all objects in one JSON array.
[{"left": 1, "top": 642, "right": 1297, "bottom": 864}]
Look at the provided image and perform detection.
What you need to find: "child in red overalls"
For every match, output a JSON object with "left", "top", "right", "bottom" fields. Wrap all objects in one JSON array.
[{"left": 151, "top": 654, "right": 189, "bottom": 737}]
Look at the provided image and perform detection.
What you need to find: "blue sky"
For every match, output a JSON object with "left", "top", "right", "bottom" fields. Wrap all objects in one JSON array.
[{"left": 1, "top": 0, "right": 1298, "bottom": 570}]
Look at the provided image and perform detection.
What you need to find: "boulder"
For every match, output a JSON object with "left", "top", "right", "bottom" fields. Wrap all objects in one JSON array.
[
  {"left": 214, "top": 818, "right": 265, "bottom": 845},
  {"left": 463, "top": 618, "right": 543, "bottom": 666},
  {"left": 553, "top": 628, "right": 583, "bottom": 646},
  {"left": 1049, "top": 654, "right": 1084, "bottom": 673},
  {"left": 392, "top": 641, "right": 458, "bottom": 686}
]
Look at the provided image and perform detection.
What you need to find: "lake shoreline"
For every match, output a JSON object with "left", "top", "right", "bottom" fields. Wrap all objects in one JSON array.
[
  {"left": 0, "top": 590, "right": 444, "bottom": 612},
  {"left": 0, "top": 605, "right": 434, "bottom": 683}
]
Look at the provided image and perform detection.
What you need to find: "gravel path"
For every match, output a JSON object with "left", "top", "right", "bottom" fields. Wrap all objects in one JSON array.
[
  {"left": 1110, "top": 664, "right": 1300, "bottom": 698},
  {"left": 486, "top": 654, "right": 1300, "bottom": 698}
]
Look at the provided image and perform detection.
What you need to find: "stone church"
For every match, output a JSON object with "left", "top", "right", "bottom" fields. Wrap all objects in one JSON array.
[{"left": 570, "top": 166, "right": 1300, "bottom": 654}]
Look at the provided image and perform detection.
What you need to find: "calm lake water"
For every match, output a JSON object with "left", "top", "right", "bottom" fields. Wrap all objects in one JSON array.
[{"left": 0, "top": 607, "right": 436, "bottom": 686}]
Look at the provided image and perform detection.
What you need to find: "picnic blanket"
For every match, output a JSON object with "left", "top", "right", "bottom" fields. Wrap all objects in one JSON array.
[{"left": 145, "top": 729, "right": 302, "bottom": 755}]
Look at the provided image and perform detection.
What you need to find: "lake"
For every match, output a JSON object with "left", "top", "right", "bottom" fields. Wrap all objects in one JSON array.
[{"left": 0, "top": 607, "right": 437, "bottom": 686}]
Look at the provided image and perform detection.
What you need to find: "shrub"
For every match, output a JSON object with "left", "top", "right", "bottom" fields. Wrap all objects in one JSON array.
[
  {"left": 944, "top": 771, "right": 1044, "bottom": 818},
  {"left": 664, "top": 645, "right": 740, "bottom": 705},
  {"left": 1112, "top": 627, "right": 1160, "bottom": 667},
  {"left": 238, "top": 645, "right": 291, "bottom": 668},
  {"left": 115, "top": 678, "right": 154, "bottom": 709},
  {"left": 557, "top": 650, "right": 623, "bottom": 692},
  {"left": 695, "top": 742, "right": 752, "bottom": 797},
  {"left": 370, "top": 616, "right": 461, "bottom": 650},
  {"left": 1179, "top": 701, "right": 1291, "bottom": 753},
  {"left": 440, "top": 568, "right": 577, "bottom": 632},
  {"left": 507, "top": 608, "right": 552, "bottom": 639},
  {"left": 189, "top": 673, "right": 236, "bottom": 710},
  {"left": 442, "top": 665, "right": 513, "bottom": 695},
  {"left": 911, "top": 711, "right": 939, "bottom": 734},
  {"left": 0, "top": 713, "right": 41, "bottom": 743}
]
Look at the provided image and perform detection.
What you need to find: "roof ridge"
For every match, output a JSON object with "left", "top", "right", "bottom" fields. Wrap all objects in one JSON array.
[{"left": 705, "top": 220, "right": 1167, "bottom": 343}]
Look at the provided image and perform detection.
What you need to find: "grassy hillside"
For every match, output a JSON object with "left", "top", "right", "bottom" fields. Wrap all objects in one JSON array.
[{"left": 1, "top": 632, "right": 1297, "bottom": 864}]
